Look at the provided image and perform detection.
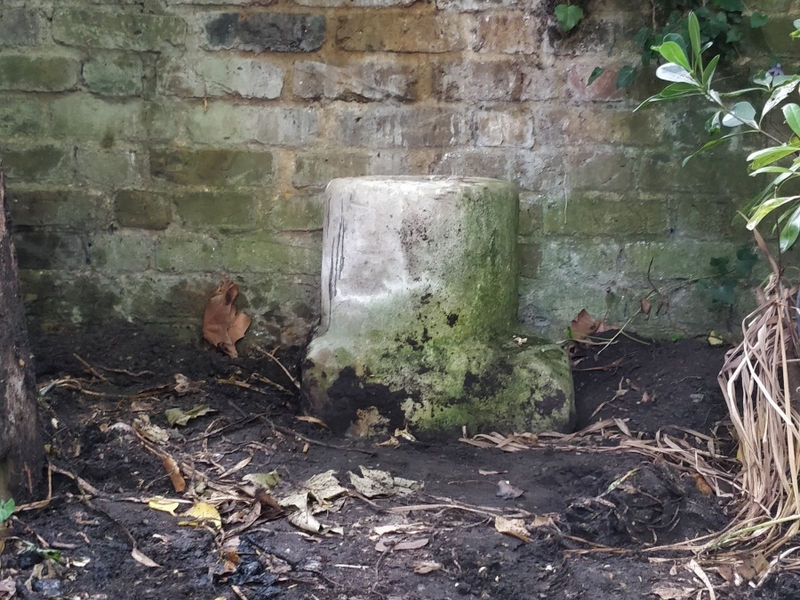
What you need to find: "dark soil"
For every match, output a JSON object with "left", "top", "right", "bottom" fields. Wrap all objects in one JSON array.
[{"left": 3, "top": 323, "right": 800, "bottom": 599}]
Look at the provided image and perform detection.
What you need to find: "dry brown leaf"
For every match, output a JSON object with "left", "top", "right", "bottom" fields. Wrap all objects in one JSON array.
[
  {"left": 162, "top": 456, "right": 186, "bottom": 493},
  {"left": 640, "top": 297, "right": 652, "bottom": 319},
  {"left": 496, "top": 480, "right": 524, "bottom": 499},
  {"left": 413, "top": 560, "right": 443, "bottom": 574},
  {"left": 494, "top": 516, "right": 530, "bottom": 543},
  {"left": 569, "top": 309, "right": 599, "bottom": 341},
  {"left": 202, "top": 278, "right": 251, "bottom": 358},
  {"left": 296, "top": 415, "right": 329, "bottom": 429},
  {"left": 131, "top": 547, "right": 161, "bottom": 568},
  {"left": 375, "top": 537, "right": 429, "bottom": 552},
  {"left": 692, "top": 473, "right": 713, "bottom": 496},
  {"left": 651, "top": 584, "right": 694, "bottom": 600}
]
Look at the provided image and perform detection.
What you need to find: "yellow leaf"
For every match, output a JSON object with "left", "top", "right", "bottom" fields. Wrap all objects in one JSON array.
[
  {"left": 148, "top": 497, "right": 180, "bottom": 516},
  {"left": 707, "top": 331, "right": 724, "bottom": 346},
  {"left": 180, "top": 502, "right": 222, "bottom": 531}
]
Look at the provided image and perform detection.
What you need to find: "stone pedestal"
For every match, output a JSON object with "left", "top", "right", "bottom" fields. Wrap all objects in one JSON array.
[{"left": 303, "top": 177, "right": 574, "bottom": 434}]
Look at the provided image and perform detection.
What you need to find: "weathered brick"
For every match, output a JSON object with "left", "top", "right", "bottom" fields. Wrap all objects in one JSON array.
[
  {"left": 2, "top": 146, "right": 70, "bottom": 183},
  {"left": 14, "top": 231, "right": 87, "bottom": 271},
  {"left": 124, "top": 274, "right": 213, "bottom": 322},
  {"left": 639, "top": 150, "right": 761, "bottom": 195},
  {"left": 293, "top": 152, "right": 369, "bottom": 189},
  {"left": 543, "top": 194, "right": 668, "bottom": 237},
  {"left": 517, "top": 242, "right": 542, "bottom": 278},
  {"left": 536, "top": 106, "right": 664, "bottom": 147},
  {"left": 155, "top": 232, "right": 222, "bottom": 271},
  {"left": 475, "top": 110, "right": 534, "bottom": 148},
  {"left": 434, "top": 60, "right": 549, "bottom": 102},
  {"left": 158, "top": 55, "right": 283, "bottom": 100},
  {"left": 436, "top": 0, "right": 526, "bottom": 11},
  {"left": 368, "top": 150, "right": 413, "bottom": 176},
  {"left": 8, "top": 190, "right": 107, "bottom": 229},
  {"left": 83, "top": 54, "right": 143, "bottom": 96},
  {"left": 145, "top": 101, "right": 183, "bottom": 142},
  {"left": 0, "top": 54, "right": 79, "bottom": 92},
  {"left": 51, "top": 95, "right": 145, "bottom": 141},
  {"left": 336, "top": 13, "right": 464, "bottom": 53},
  {"left": 518, "top": 192, "right": 543, "bottom": 237},
  {"left": 115, "top": 190, "right": 172, "bottom": 230},
  {"left": 430, "top": 149, "right": 515, "bottom": 181},
  {"left": 89, "top": 231, "right": 154, "bottom": 271},
  {"left": 150, "top": 147, "right": 273, "bottom": 187},
  {"left": 53, "top": 9, "right": 187, "bottom": 51},
  {"left": 220, "top": 233, "right": 320, "bottom": 274},
  {"left": 761, "top": 17, "right": 800, "bottom": 57},
  {"left": 205, "top": 13, "right": 325, "bottom": 53},
  {"left": 173, "top": 190, "right": 264, "bottom": 228},
  {"left": 76, "top": 147, "right": 146, "bottom": 188},
  {"left": 0, "top": 9, "right": 41, "bottom": 46},
  {"left": 623, "top": 240, "right": 740, "bottom": 279},
  {"left": 514, "top": 150, "right": 564, "bottom": 192},
  {"left": 668, "top": 193, "right": 749, "bottom": 241},
  {"left": 168, "top": 0, "right": 275, "bottom": 4},
  {"left": 295, "top": 0, "right": 413, "bottom": 6},
  {"left": 185, "top": 103, "right": 318, "bottom": 146},
  {"left": 0, "top": 98, "right": 43, "bottom": 136},
  {"left": 293, "top": 61, "right": 416, "bottom": 102},
  {"left": 472, "top": 13, "right": 541, "bottom": 54},
  {"left": 566, "top": 63, "right": 628, "bottom": 102},
  {"left": 338, "top": 107, "right": 470, "bottom": 147},
  {"left": 566, "top": 150, "right": 635, "bottom": 192}
]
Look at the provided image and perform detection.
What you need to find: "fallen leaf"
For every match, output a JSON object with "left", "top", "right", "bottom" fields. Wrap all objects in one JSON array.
[
  {"left": 496, "top": 480, "right": 524, "bottom": 500},
  {"left": 348, "top": 406, "right": 389, "bottom": 438},
  {"left": 131, "top": 547, "right": 160, "bottom": 568},
  {"left": 174, "top": 373, "right": 202, "bottom": 395},
  {"left": 375, "top": 537, "right": 429, "bottom": 552},
  {"left": 651, "top": 584, "right": 694, "bottom": 600},
  {"left": 349, "top": 466, "right": 420, "bottom": 498},
  {"left": 287, "top": 508, "right": 321, "bottom": 533},
  {"left": 296, "top": 415, "right": 329, "bottom": 429},
  {"left": 165, "top": 404, "right": 215, "bottom": 427},
  {"left": 148, "top": 498, "right": 180, "bottom": 516},
  {"left": 376, "top": 436, "right": 400, "bottom": 448},
  {"left": 707, "top": 331, "right": 724, "bottom": 347},
  {"left": 180, "top": 502, "right": 222, "bottom": 531},
  {"left": 133, "top": 415, "right": 170, "bottom": 444},
  {"left": 494, "top": 516, "right": 530, "bottom": 543},
  {"left": 413, "top": 560, "right": 443, "bottom": 574},
  {"left": 162, "top": 456, "right": 186, "bottom": 493},
  {"left": 479, "top": 469, "right": 505, "bottom": 476},
  {"left": 640, "top": 297, "right": 652, "bottom": 319},
  {"left": 0, "top": 578, "right": 15, "bottom": 594},
  {"left": 569, "top": 309, "right": 599, "bottom": 340},
  {"left": 243, "top": 471, "right": 280, "bottom": 488},
  {"left": 394, "top": 424, "right": 417, "bottom": 442},
  {"left": 203, "top": 278, "right": 251, "bottom": 358},
  {"left": 693, "top": 473, "right": 713, "bottom": 496}
]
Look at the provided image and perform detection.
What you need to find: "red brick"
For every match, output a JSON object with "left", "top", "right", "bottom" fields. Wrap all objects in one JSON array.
[{"left": 336, "top": 13, "right": 464, "bottom": 53}]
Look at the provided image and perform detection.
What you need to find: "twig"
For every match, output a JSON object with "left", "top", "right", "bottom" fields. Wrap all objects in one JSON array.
[
  {"left": 73, "top": 354, "right": 108, "bottom": 382},
  {"left": 98, "top": 365, "right": 154, "bottom": 377},
  {"left": 253, "top": 345, "right": 301, "bottom": 390}
]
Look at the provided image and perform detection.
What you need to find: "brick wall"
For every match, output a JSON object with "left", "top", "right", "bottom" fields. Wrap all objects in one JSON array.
[{"left": 1, "top": 0, "right": 797, "bottom": 343}]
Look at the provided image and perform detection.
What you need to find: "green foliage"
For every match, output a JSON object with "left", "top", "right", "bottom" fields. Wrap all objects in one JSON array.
[
  {"left": 588, "top": 1, "right": 767, "bottom": 88},
  {"left": 697, "top": 248, "right": 758, "bottom": 306},
  {"left": 554, "top": 4, "right": 584, "bottom": 33},
  {"left": 637, "top": 12, "right": 800, "bottom": 252},
  {"left": 0, "top": 498, "right": 15, "bottom": 522}
]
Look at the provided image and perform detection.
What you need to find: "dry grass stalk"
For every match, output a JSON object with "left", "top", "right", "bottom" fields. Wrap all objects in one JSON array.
[{"left": 714, "top": 270, "right": 800, "bottom": 563}]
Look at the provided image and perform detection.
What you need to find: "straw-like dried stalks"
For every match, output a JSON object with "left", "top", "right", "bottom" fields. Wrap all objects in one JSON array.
[{"left": 714, "top": 241, "right": 800, "bottom": 567}]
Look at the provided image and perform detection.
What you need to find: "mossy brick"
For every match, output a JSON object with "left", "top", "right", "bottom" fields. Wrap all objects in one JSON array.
[
  {"left": 338, "top": 107, "right": 470, "bottom": 147},
  {"left": 145, "top": 101, "right": 183, "bottom": 142},
  {"left": 543, "top": 195, "right": 668, "bottom": 237},
  {"left": 0, "top": 54, "right": 79, "bottom": 92},
  {"left": 517, "top": 241, "right": 541, "bottom": 278},
  {"left": 567, "top": 151, "right": 635, "bottom": 192},
  {"left": 622, "top": 240, "right": 740, "bottom": 280},
  {"left": 185, "top": 103, "right": 319, "bottom": 146},
  {"left": 293, "top": 152, "right": 369, "bottom": 189},
  {"left": 336, "top": 13, "right": 464, "bottom": 53},
  {"left": 88, "top": 231, "right": 154, "bottom": 271},
  {"left": 155, "top": 231, "right": 222, "bottom": 272},
  {"left": 639, "top": 150, "right": 761, "bottom": 195},
  {"left": 82, "top": 54, "right": 143, "bottom": 96},
  {"left": 124, "top": 274, "right": 211, "bottom": 321},
  {"left": 293, "top": 61, "right": 417, "bottom": 102},
  {"left": 535, "top": 238, "right": 627, "bottom": 283},
  {"left": 0, "top": 9, "right": 40, "bottom": 46},
  {"left": 518, "top": 193, "right": 543, "bottom": 237},
  {"left": 173, "top": 190, "right": 264, "bottom": 228},
  {"left": 115, "top": 190, "right": 172, "bottom": 230},
  {"left": 537, "top": 106, "right": 664, "bottom": 147},
  {"left": 8, "top": 190, "right": 108, "bottom": 229},
  {"left": 2, "top": 146, "right": 70, "bottom": 183},
  {"left": 51, "top": 95, "right": 145, "bottom": 141},
  {"left": 157, "top": 55, "right": 283, "bottom": 100},
  {"left": 0, "top": 98, "right": 43, "bottom": 136},
  {"left": 436, "top": 0, "right": 525, "bottom": 10},
  {"left": 269, "top": 193, "right": 324, "bottom": 231},
  {"left": 53, "top": 9, "right": 187, "bottom": 51},
  {"left": 295, "top": 0, "right": 414, "bottom": 6},
  {"left": 13, "top": 230, "right": 87, "bottom": 270},
  {"left": 761, "top": 17, "right": 800, "bottom": 57},
  {"left": 220, "top": 233, "right": 321, "bottom": 274},
  {"left": 150, "top": 148, "right": 273, "bottom": 187},
  {"left": 513, "top": 150, "right": 565, "bottom": 192},
  {"left": 76, "top": 147, "right": 147, "bottom": 188},
  {"left": 205, "top": 13, "right": 325, "bottom": 53},
  {"left": 668, "top": 193, "right": 751, "bottom": 242}
]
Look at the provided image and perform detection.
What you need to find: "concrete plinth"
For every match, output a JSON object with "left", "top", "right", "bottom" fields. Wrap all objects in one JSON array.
[{"left": 303, "top": 177, "right": 574, "bottom": 435}]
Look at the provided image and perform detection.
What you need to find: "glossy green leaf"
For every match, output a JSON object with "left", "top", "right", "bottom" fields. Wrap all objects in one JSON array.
[
  {"left": 554, "top": 4, "right": 584, "bottom": 33},
  {"left": 749, "top": 166, "right": 794, "bottom": 176},
  {"left": 780, "top": 204, "right": 800, "bottom": 251},
  {"left": 750, "top": 12, "right": 769, "bottom": 28},
  {"left": 747, "top": 195, "right": 800, "bottom": 229},
  {"left": 615, "top": 65, "right": 637, "bottom": 88},
  {"left": 657, "top": 41, "right": 691, "bottom": 71},
  {"left": 783, "top": 104, "right": 800, "bottom": 137},
  {"left": 681, "top": 132, "right": 747, "bottom": 166},
  {"left": 721, "top": 102, "right": 757, "bottom": 128},
  {"left": 762, "top": 80, "right": 799, "bottom": 119},
  {"left": 702, "top": 55, "right": 720, "bottom": 86},
  {"left": 587, "top": 67, "right": 604, "bottom": 86},
  {"left": 747, "top": 145, "right": 800, "bottom": 171},
  {"left": 655, "top": 63, "right": 696, "bottom": 85},
  {"left": 688, "top": 12, "right": 701, "bottom": 62}
]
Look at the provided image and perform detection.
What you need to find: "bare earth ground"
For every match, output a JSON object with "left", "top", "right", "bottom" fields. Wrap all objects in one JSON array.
[{"left": 2, "top": 323, "right": 800, "bottom": 599}]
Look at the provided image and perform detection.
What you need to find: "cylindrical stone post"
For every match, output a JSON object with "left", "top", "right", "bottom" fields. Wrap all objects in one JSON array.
[{"left": 303, "top": 177, "right": 574, "bottom": 435}]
